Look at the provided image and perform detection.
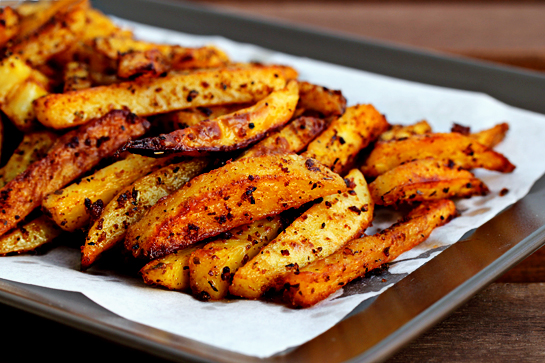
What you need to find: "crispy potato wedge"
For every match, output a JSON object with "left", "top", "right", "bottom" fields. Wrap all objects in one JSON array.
[
  {"left": 2, "top": 76, "right": 49, "bottom": 132},
  {"left": 34, "top": 64, "right": 296, "bottom": 129},
  {"left": 140, "top": 243, "right": 204, "bottom": 291},
  {"left": 10, "top": 0, "right": 88, "bottom": 67},
  {"left": 63, "top": 61, "right": 92, "bottom": 92},
  {"left": 123, "top": 80, "right": 299, "bottom": 156},
  {"left": 379, "top": 120, "right": 432, "bottom": 141},
  {"left": 0, "top": 215, "right": 62, "bottom": 256},
  {"left": 470, "top": 122, "right": 509, "bottom": 148},
  {"left": 297, "top": 81, "right": 346, "bottom": 117},
  {"left": 369, "top": 157, "right": 489, "bottom": 206},
  {"left": 361, "top": 132, "right": 516, "bottom": 177},
  {"left": 283, "top": 199, "right": 457, "bottom": 307},
  {"left": 43, "top": 154, "right": 176, "bottom": 233},
  {"left": 117, "top": 49, "right": 171, "bottom": 80},
  {"left": 230, "top": 169, "right": 373, "bottom": 299},
  {"left": 0, "top": 131, "right": 57, "bottom": 187},
  {"left": 125, "top": 153, "right": 347, "bottom": 259},
  {"left": 15, "top": 2, "right": 53, "bottom": 18},
  {"left": 15, "top": 0, "right": 83, "bottom": 40},
  {"left": 239, "top": 116, "right": 326, "bottom": 159},
  {"left": 189, "top": 217, "right": 284, "bottom": 300},
  {"left": 0, "top": 7, "right": 19, "bottom": 49},
  {"left": 0, "top": 110, "right": 150, "bottom": 237},
  {"left": 82, "top": 158, "right": 209, "bottom": 269},
  {"left": 0, "top": 56, "right": 33, "bottom": 104},
  {"left": 302, "top": 104, "right": 389, "bottom": 174}
]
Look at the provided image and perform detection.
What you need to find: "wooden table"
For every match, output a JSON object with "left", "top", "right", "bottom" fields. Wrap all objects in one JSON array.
[{"left": 190, "top": 1, "right": 545, "bottom": 361}]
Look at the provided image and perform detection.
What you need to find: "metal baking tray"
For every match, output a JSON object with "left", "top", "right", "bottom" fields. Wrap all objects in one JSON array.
[{"left": 1, "top": 0, "right": 545, "bottom": 362}]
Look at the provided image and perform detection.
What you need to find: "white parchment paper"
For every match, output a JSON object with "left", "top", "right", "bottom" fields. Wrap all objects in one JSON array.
[{"left": 1, "top": 19, "right": 545, "bottom": 358}]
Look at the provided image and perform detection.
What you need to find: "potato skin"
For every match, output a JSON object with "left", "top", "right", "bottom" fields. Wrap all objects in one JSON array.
[
  {"left": 283, "top": 199, "right": 458, "bottom": 308},
  {"left": 125, "top": 153, "right": 347, "bottom": 260},
  {"left": 0, "top": 110, "right": 149, "bottom": 237},
  {"left": 469, "top": 122, "right": 509, "bottom": 148},
  {"left": 296, "top": 81, "right": 346, "bottom": 117},
  {"left": 0, "top": 215, "right": 62, "bottom": 256},
  {"left": 379, "top": 120, "right": 432, "bottom": 141}
]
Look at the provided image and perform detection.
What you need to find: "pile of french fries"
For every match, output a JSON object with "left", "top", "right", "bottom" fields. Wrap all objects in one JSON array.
[{"left": 0, "top": 1, "right": 515, "bottom": 308}]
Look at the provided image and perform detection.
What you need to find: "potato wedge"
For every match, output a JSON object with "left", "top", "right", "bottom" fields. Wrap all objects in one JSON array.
[
  {"left": 2, "top": 76, "right": 49, "bottom": 132},
  {"left": 123, "top": 80, "right": 299, "bottom": 156},
  {"left": 379, "top": 120, "right": 432, "bottom": 141},
  {"left": 34, "top": 63, "right": 297, "bottom": 129},
  {"left": 125, "top": 153, "right": 348, "bottom": 259},
  {"left": 43, "top": 154, "right": 177, "bottom": 233},
  {"left": 0, "top": 7, "right": 19, "bottom": 49},
  {"left": 117, "top": 49, "right": 171, "bottom": 79},
  {"left": 15, "top": 0, "right": 83, "bottom": 40},
  {"left": 82, "top": 158, "right": 209, "bottom": 269},
  {"left": 369, "top": 157, "right": 489, "bottom": 206},
  {"left": 0, "top": 215, "right": 62, "bottom": 256},
  {"left": 239, "top": 116, "right": 326, "bottom": 159},
  {"left": 140, "top": 243, "right": 204, "bottom": 291},
  {"left": 63, "top": 61, "right": 92, "bottom": 92},
  {"left": 0, "top": 131, "right": 57, "bottom": 187},
  {"left": 0, "top": 56, "right": 33, "bottom": 104},
  {"left": 297, "top": 81, "right": 346, "bottom": 117},
  {"left": 302, "top": 104, "right": 389, "bottom": 174},
  {"left": 189, "top": 217, "right": 284, "bottom": 300},
  {"left": 283, "top": 199, "right": 457, "bottom": 307},
  {"left": 361, "top": 132, "right": 516, "bottom": 177},
  {"left": 229, "top": 169, "right": 373, "bottom": 299},
  {"left": 0, "top": 110, "right": 150, "bottom": 237},
  {"left": 469, "top": 122, "right": 509, "bottom": 148}
]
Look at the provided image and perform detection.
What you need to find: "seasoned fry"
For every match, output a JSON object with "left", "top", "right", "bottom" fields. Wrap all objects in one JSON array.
[
  {"left": 0, "top": 56, "right": 33, "bottom": 104},
  {"left": 0, "top": 131, "right": 57, "bottom": 187},
  {"left": 0, "top": 6, "right": 19, "bottom": 49},
  {"left": 283, "top": 199, "right": 458, "bottom": 307},
  {"left": 125, "top": 153, "right": 347, "bottom": 259},
  {"left": 0, "top": 110, "right": 150, "bottom": 238},
  {"left": 470, "top": 122, "right": 509, "bottom": 148},
  {"left": 124, "top": 80, "right": 299, "bottom": 156},
  {"left": 230, "top": 169, "right": 373, "bottom": 299},
  {"left": 15, "top": 0, "right": 82, "bottom": 40},
  {"left": 82, "top": 158, "right": 209, "bottom": 269},
  {"left": 43, "top": 154, "right": 177, "bottom": 233},
  {"left": 361, "top": 132, "right": 516, "bottom": 177},
  {"left": 34, "top": 64, "right": 297, "bottom": 129},
  {"left": 379, "top": 120, "right": 432, "bottom": 141},
  {"left": 0, "top": 215, "right": 62, "bottom": 256},
  {"left": 297, "top": 81, "right": 346, "bottom": 117},
  {"left": 189, "top": 217, "right": 284, "bottom": 300},
  {"left": 140, "top": 243, "right": 204, "bottom": 291},
  {"left": 2, "top": 76, "right": 49, "bottom": 132},
  {"left": 117, "top": 49, "right": 171, "bottom": 79},
  {"left": 369, "top": 157, "right": 489, "bottom": 206},
  {"left": 63, "top": 61, "right": 92, "bottom": 92},
  {"left": 239, "top": 116, "right": 326, "bottom": 159},
  {"left": 302, "top": 104, "right": 389, "bottom": 174}
]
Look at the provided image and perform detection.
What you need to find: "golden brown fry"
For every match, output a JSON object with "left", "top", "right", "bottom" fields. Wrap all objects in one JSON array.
[
  {"left": 0, "top": 55, "right": 33, "bottom": 104},
  {"left": 469, "top": 122, "right": 509, "bottom": 148},
  {"left": 379, "top": 120, "right": 432, "bottom": 141},
  {"left": 239, "top": 116, "right": 326, "bottom": 159},
  {"left": 124, "top": 80, "right": 299, "bottom": 156},
  {"left": 63, "top": 61, "right": 92, "bottom": 92},
  {"left": 117, "top": 49, "right": 171, "bottom": 79},
  {"left": 0, "top": 7, "right": 19, "bottom": 49},
  {"left": 2, "top": 76, "right": 49, "bottom": 132},
  {"left": 0, "top": 131, "right": 57, "bottom": 188},
  {"left": 43, "top": 154, "right": 176, "bottom": 233},
  {"left": 0, "top": 110, "right": 150, "bottom": 238},
  {"left": 140, "top": 243, "right": 204, "bottom": 291},
  {"left": 15, "top": 0, "right": 83, "bottom": 40},
  {"left": 189, "top": 217, "right": 284, "bottom": 300},
  {"left": 302, "top": 104, "right": 389, "bottom": 174},
  {"left": 283, "top": 199, "right": 458, "bottom": 307},
  {"left": 82, "top": 158, "right": 209, "bottom": 269},
  {"left": 361, "top": 132, "right": 516, "bottom": 177},
  {"left": 0, "top": 215, "right": 62, "bottom": 256},
  {"left": 230, "top": 169, "right": 373, "bottom": 299},
  {"left": 369, "top": 157, "right": 489, "bottom": 206},
  {"left": 296, "top": 81, "right": 346, "bottom": 117},
  {"left": 34, "top": 64, "right": 296, "bottom": 129},
  {"left": 125, "top": 153, "right": 347, "bottom": 259}
]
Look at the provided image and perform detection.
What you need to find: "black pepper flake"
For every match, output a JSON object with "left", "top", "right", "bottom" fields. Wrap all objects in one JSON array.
[
  {"left": 281, "top": 250, "right": 290, "bottom": 256},
  {"left": 305, "top": 158, "right": 321, "bottom": 172},
  {"left": 348, "top": 206, "right": 361, "bottom": 215},
  {"left": 248, "top": 123, "right": 255, "bottom": 129},
  {"left": 187, "top": 90, "right": 199, "bottom": 102},
  {"left": 383, "top": 246, "right": 390, "bottom": 257},
  {"left": 499, "top": 188, "right": 509, "bottom": 196}
]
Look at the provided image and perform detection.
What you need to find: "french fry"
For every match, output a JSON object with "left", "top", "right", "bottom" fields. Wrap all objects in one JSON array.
[
  {"left": 63, "top": 61, "right": 92, "bottom": 92},
  {"left": 15, "top": 0, "right": 83, "bottom": 40},
  {"left": 189, "top": 217, "right": 284, "bottom": 300},
  {"left": 0, "top": 109, "right": 150, "bottom": 238},
  {"left": 43, "top": 154, "right": 177, "bottom": 233},
  {"left": 123, "top": 80, "right": 299, "bottom": 156},
  {"left": 0, "top": 7, "right": 19, "bottom": 49},
  {"left": 379, "top": 120, "right": 432, "bottom": 141},
  {"left": 82, "top": 158, "right": 209, "bottom": 269},
  {"left": 34, "top": 63, "right": 297, "bottom": 129},
  {"left": 302, "top": 104, "right": 389, "bottom": 174},
  {"left": 296, "top": 81, "right": 346, "bottom": 117},
  {"left": 125, "top": 153, "right": 348, "bottom": 259},
  {"left": 283, "top": 199, "right": 458, "bottom": 307},
  {"left": 2, "top": 76, "right": 49, "bottom": 132},
  {"left": 361, "top": 132, "right": 516, "bottom": 177},
  {"left": 117, "top": 49, "right": 171, "bottom": 79},
  {"left": 469, "top": 122, "right": 509, "bottom": 148},
  {"left": 230, "top": 169, "right": 373, "bottom": 299},
  {"left": 0, "top": 56, "right": 33, "bottom": 104},
  {"left": 0, "top": 131, "right": 57, "bottom": 188},
  {"left": 369, "top": 157, "right": 489, "bottom": 206},
  {"left": 0, "top": 215, "right": 62, "bottom": 256}
]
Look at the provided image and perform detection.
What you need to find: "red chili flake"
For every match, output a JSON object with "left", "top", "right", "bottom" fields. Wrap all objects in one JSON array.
[{"left": 281, "top": 250, "right": 290, "bottom": 256}]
